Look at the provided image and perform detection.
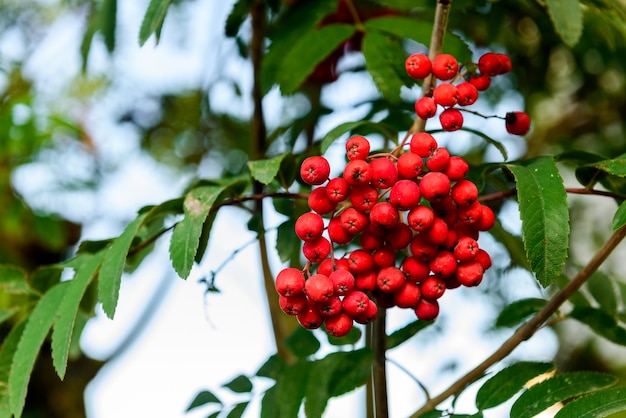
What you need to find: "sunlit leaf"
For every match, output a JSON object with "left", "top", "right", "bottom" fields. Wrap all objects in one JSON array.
[
  {"left": 495, "top": 298, "right": 547, "bottom": 328},
  {"left": 248, "top": 153, "right": 291, "bottom": 185},
  {"left": 506, "top": 157, "right": 570, "bottom": 287},
  {"left": 554, "top": 386, "right": 626, "bottom": 418},
  {"left": 510, "top": 372, "right": 617, "bottom": 418},
  {"left": 545, "top": 0, "right": 584, "bottom": 47},
  {"left": 476, "top": 361, "right": 554, "bottom": 410}
]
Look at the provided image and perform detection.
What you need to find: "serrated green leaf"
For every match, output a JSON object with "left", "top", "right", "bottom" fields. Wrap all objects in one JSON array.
[
  {"left": 51, "top": 252, "right": 105, "bottom": 380},
  {"left": 9, "top": 282, "right": 67, "bottom": 417},
  {"left": 138, "top": 0, "right": 174, "bottom": 46},
  {"left": 495, "top": 298, "right": 547, "bottom": 328},
  {"left": 225, "top": 0, "right": 254, "bottom": 37},
  {"left": 364, "top": 16, "right": 472, "bottom": 63},
  {"left": 387, "top": 319, "right": 433, "bottom": 349},
  {"left": 285, "top": 327, "right": 321, "bottom": 358},
  {"left": 186, "top": 390, "right": 222, "bottom": 411},
  {"left": 0, "top": 265, "right": 31, "bottom": 296},
  {"left": 585, "top": 158, "right": 626, "bottom": 177},
  {"left": 169, "top": 186, "right": 224, "bottom": 279},
  {"left": 327, "top": 348, "right": 373, "bottom": 397},
  {"left": 362, "top": 31, "right": 408, "bottom": 104},
  {"left": 506, "top": 157, "right": 570, "bottom": 287},
  {"left": 511, "top": 372, "right": 617, "bottom": 418},
  {"left": 569, "top": 306, "right": 626, "bottom": 345},
  {"left": 0, "top": 319, "right": 26, "bottom": 418},
  {"left": 476, "top": 361, "right": 554, "bottom": 410},
  {"left": 321, "top": 120, "right": 397, "bottom": 154},
  {"left": 612, "top": 200, "right": 626, "bottom": 231},
  {"left": 554, "top": 386, "right": 626, "bottom": 418},
  {"left": 99, "top": 213, "right": 148, "bottom": 318},
  {"left": 226, "top": 402, "right": 248, "bottom": 418},
  {"left": 276, "top": 220, "right": 298, "bottom": 263},
  {"left": 545, "top": 0, "right": 584, "bottom": 47},
  {"left": 277, "top": 24, "right": 356, "bottom": 94},
  {"left": 276, "top": 360, "right": 310, "bottom": 417},
  {"left": 586, "top": 271, "right": 618, "bottom": 316},
  {"left": 248, "top": 153, "right": 291, "bottom": 185},
  {"left": 223, "top": 375, "right": 253, "bottom": 393}
]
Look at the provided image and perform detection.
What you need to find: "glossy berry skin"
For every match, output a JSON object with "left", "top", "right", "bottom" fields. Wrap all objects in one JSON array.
[
  {"left": 354, "top": 300, "right": 378, "bottom": 324},
  {"left": 505, "top": 111, "right": 531, "bottom": 135},
  {"left": 469, "top": 73, "right": 491, "bottom": 91},
  {"left": 300, "top": 156, "right": 331, "bottom": 185},
  {"left": 433, "top": 83, "right": 459, "bottom": 107},
  {"left": 420, "top": 172, "right": 451, "bottom": 202},
  {"left": 421, "top": 276, "right": 447, "bottom": 300},
  {"left": 415, "top": 298, "right": 440, "bottom": 321},
  {"left": 295, "top": 212, "right": 325, "bottom": 241},
  {"left": 369, "top": 202, "right": 399, "bottom": 230},
  {"left": 315, "top": 296, "right": 343, "bottom": 317},
  {"left": 296, "top": 305, "right": 324, "bottom": 329},
  {"left": 405, "top": 53, "right": 432, "bottom": 79},
  {"left": 329, "top": 269, "right": 355, "bottom": 296},
  {"left": 304, "top": 273, "right": 334, "bottom": 302},
  {"left": 328, "top": 215, "right": 354, "bottom": 245},
  {"left": 326, "top": 177, "right": 350, "bottom": 202},
  {"left": 349, "top": 185, "right": 379, "bottom": 212},
  {"left": 369, "top": 157, "right": 398, "bottom": 189},
  {"left": 454, "top": 236, "right": 480, "bottom": 263},
  {"left": 393, "top": 282, "right": 421, "bottom": 308},
  {"left": 426, "top": 147, "right": 451, "bottom": 172},
  {"left": 475, "top": 205, "right": 496, "bottom": 231},
  {"left": 376, "top": 266, "right": 405, "bottom": 293},
  {"left": 451, "top": 179, "right": 479, "bottom": 206},
  {"left": 456, "top": 81, "right": 479, "bottom": 106},
  {"left": 275, "top": 267, "right": 305, "bottom": 296},
  {"left": 340, "top": 207, "right": 369, "bottom": 234},
  {"left": 308, "top": 187, "right": 337, "bottom": 215},
  {"left": 407, "top": 205, "right": 435, "bottom": 232},
  {"left": 302, "top": 236, "right": 331, "bottom": 263},
  {"left": 456, "top": 261, "right": 484, "bottom": 287},
  {"left": 389, "top": 179, "right": 421, "bottom": 210},
  {"left": 343, "top": 159, "right": 371, "bottom": 186},
  {"left": 397, "top": 151, "right": 423, "bottom": 179},
  {"left": 346, "top": 135, "right": 371, "bottom": 160},
  {"left": 410, "top": 132, "right": 438, "bottom": 157},
  {"left": 445, "top": 156, "right": 469, "bottom": 181},
  {"left": 348, "top": 249, "right": 375, "bottom": 274},
  {"left": 432, "top": 53, "right": 458, "bottom": 80},
  {"left": 325, "top": 313, "right": 354, "bottom": 337},
  {"left": 342, "top": 290, "right": 371, "bottom": 316},
  {"left": 415, "top": 96, "right": 438, "bottom": 119},
  {"left": 279, "top": 294, "right": 307, "bottom": 315},
  {"left": 440, "top": 107, "right": 464, "bottom": 131}
]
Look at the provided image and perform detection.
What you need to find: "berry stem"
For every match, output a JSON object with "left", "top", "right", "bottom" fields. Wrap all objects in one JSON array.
[
  {"left": 373, "top": 307, "right": 389, "bottom": 418},
  {"left": 409, "top": 223, "right": 626, "bottom": 417}
]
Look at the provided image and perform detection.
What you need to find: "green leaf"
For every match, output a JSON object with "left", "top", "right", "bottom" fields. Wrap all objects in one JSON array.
[
  {"left": 277, "top": 24, "right": 356, "bottom": 94},
  {"left": 327, "top": 348, "right": 373, "bottom": 397},
  {"left": 612, "top": 200, "right": 626, "bottom": 231},
  {"left": 276, "top": 220, "right": 299, "bottom": 263},
  {"left": 256, "top": 354, "right": 286, "bottom": 380},
  {"left": 327, "top": 326, "right": 362, "bottom": 346},
  {"left": 186, "top": 390, "right": 222, "bottom": 411},
  {"left": 487, "top": 221, "right": 531, "bottom": 271},
  {"left": 495, "top": 298, "right": 547, "bottom": 328},
  {"left": 226, "top": 402, "right": 249, "bottom": 418},
  {"left": 506, "top": 157, "right": 570, "bottom": 287},
  {"left": 99, "top": 213, "right": 148, "bottom": 318},
  {"left": 100, "top": 0, "right": 117, "bottom": 52},
  {"left": 0, "top": 319, "right": 26, "bottom": 418},
  {"left": 586, "top": 271, "right": 618, "bottom": 316},
  {"left": 223, "top": 375, "right": 253, "bottom": 393},
  {"left": 260, "top": 385, "right": 278, "bottom": 418},
  {"left": 0, "top": 309, "right": 16, "bottom": 327},
  {"left": 458, "top": 127, "right": 508, "bottom": 162},
  {"left": 169, "top": 186, "right": 224, "bottom": 279},
  {"left": 510, "top": 372, "right": 617, "bottom": 418},
  {"left": 138, "top": 0, "right": 174, "bottom": 46},
  {"left": 476, "top": 361, "right": 554, "bottom": 410},
  {"left": 321, "top": 120, "right": 398, "bottom": 154},
  {"left": 362, "top": 31, "right": 408, "bottom": 104},
  {"left": 364, "top": 16, "right": 472, "bottom": 63},
  {"left": 276, "top": 360, "right": 310, "bottom": 417},
  {"left": 225, "top": 0, "right": 254, "bottom": 37},
  {"left": 285, "top": 327, "right": 321, "bottom": 358},
  {"left": 585, "top": 157, "right": 626, "bottom": 178},
  {"left": 554, "top": 386, "right": 626, "bottom": 418},
  {"left": 9, "top": 282, "right": 68, "bottom": 417},
  {"left": 387, "top": 319, "right": 433, "bottom": 349},
  {"left": 51, "top": 252, "right": 105, "bottom": 379},
  {"left": 0, "top": 265, "right": 32, "bottom": 296},
  {"left": 545, "top": 0, "right": 584, "bottom": 47},
  {"left": 26, "top": 264, "right": 64, "bottom": 295},
  {"left": 248, "top": 153, "right": 291, "bottom": 185},
  {"left": 569, "top": 306, "right": 626, "bottom": 345}
]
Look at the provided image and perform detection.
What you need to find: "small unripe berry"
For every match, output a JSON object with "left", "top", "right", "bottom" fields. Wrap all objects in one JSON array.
[{"left": 300, "top": 156, "right": 331, "bottom": 185}]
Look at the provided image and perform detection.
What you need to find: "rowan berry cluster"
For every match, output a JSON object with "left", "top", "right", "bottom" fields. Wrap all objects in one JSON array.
[
  {"left": 275, "top": 131, "right": 495, "bottom": 337},
  {"left": 406, "top": 51, "right": 531, "bottom": 135}
]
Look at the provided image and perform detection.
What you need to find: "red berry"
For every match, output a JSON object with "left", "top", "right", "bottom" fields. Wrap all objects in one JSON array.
[
  {"left": 385, "top": 223, "right": 413, "bottom": 250},
  {"left": 317, "top": 257, "right": 350, "bottom": 276},
  {"left": 275, "top": 267, "right": 305, "bottom": 296},
  {"left": 445, "top": 156, "right": 469, "bottom": 181},
  {"left": 394, "top": 282, "right": 422, "bottom": 308},
  {"left": 397, "top": 151, "right": 423, "bottom": 180},
  {"left": 410, "top": 132, "right": 438, "bottom": 157},
  {"left": 304, "top": 273, "right": 334, "bottom": 302},
  {"left": 405, "top": 53, "right": 432, "bottom": 79},
  {"left": 326, "top": 177, "right": 350, "bottom": 202},
  {"left": 355, "top": 270, "right": 377, "bottom": 292},
  {"left": 415, "top": 96, "right": 438, "bottom": 119},
  {"left": 426, "top": 147, "right": 451, "bottom": 172},
  {"left": 429, "top": 251, "right": 457, "bottom": 279},
  {"left": 456, "top": 261, "right": 484, "bottom": 286},
  {"left": 359, "top": 229, "right": 384, "bottom": 251},
  {"left": 497, "top": 53, "right": 512, "bottom": 74},
  {"left": 457, "top": 200, "right": 482, "bottom": 225},
  {"left": 475, "top": 249, "right": 492, "bottom": 270},
  {"left": 343, "top": 159, "right": 371, "bottom": 186},
  {"left": 279, "top": 294, "right": 308, "bottom": 315},
  {"left": 402, "top": 256, "right": 430, "bottom": 283},
  {"left": 475, "top": 205, "right": 496, "bottom": 231},
  {"left": 349, "top": 185, "right": 379, "bottom": 212},
  {"left": 389, "top": 179, "right": 421, "bottom": 210},
  {"left": 325, "top": 313, "right": 354, "bottom": 337},
  {"left": 415, "top": 298, "right": 439, "bottom": 321},
  {"left": 407, "top": 205, "right": 435, "bottom": 232},
  {"left": 302, "top": 236, "right": 332, "bottom": 263},
  {"left": 354, "top": 299, "right": 378, "bottom": 324},
  {"left": 295, "top": 212, "right": 325, "bottom": 241},
  {"left": 433, "top": 83, "right": 459, "bottom": 107},
  {"left": 439, "top": 107, "right": 464, "bottom": 131},
  {"left": 340, "top": 207, "right": 369, "bottom": 234},
  {"left": 454, "top": 236, "right": 480, "bottom": 263},
  {"left": 314, "top": 295, "right": 343, "bottom": 317},
  {"left": 329, "top": 269, "right": 355, "bottom": 296},
  {"left": 376, "top": 266, "right": 405, "bottom": 293},
  {"left": 346, "top": 135, "right": 371, "bottom": 160},
  {"left": 451, "top": 179, "right": 479, "bottom": 206},
  {"left": 456, "top": 81, "right": 479, "bottom": 106},
  {"left": 432, "top": 54, "right": 458, "bottom": 80},
  {"left": 420, "top": 172, "right": 451, "bottom": 202},
  {"left": 505, "top": 111, "right": 531, "bottom": 135},
  {"left": 372, "top": 245, "right": 397, "bottom": 269},
  {"left": 308, "top": 187, "right": 337, "bottom": 215},
  {"left": 421, "top": 276, "right": 447, "bottom": 300},
  {"left": 423, "top": 217, "right": 449, "bottom": 245},
  {"left": 348, "top": 249, "right": 375, "bottom": 274},
  {"left": 369, "top": 157, "right": 398, "bottom": 189},
  {"left": 328, "top": 215, "right": 354, "bottom": 245},
  {"left": 296, "top": 303, "right": 324, "bottom": 329},
  {"left": 300, "top": 156, "right": 331, "bottom": 185},
  {"left": 342, "top": 290, "right": 371, "bottom": 317},
  {"left": 369, "top": 202, "right": 399, "bottom": 231},
  {"left": 478, "top": 52, "right": 502, "bottom": 76},
  {"left": 468, "top": 73, "right": 491, "bottom": 91}
]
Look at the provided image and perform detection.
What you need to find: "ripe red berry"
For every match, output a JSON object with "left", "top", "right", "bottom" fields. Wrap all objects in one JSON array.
[
  {"left": 497, "top": 53, "right": 512, "bottom": 74},
  {"left": 349, "top": 185, "right": 378, "bottom": 211},
  {"left": 385, "top": 223, "right": 413, "bottom": 250},
  {"left": 328, "top": 215, "right": 354, "bottom": 245},
  {"left": 402, "top": 256, "right": 430, "bottom": 283},
  {"left": 329, "top": 269, "right": 355, "bottom": 296},
  {"left": 478, "top": 52, "right": 503, "bottom": 76},
  {"left": 324, "top": 313, "right": 354, "bottom": 337},
  {"left": 405, "top": 53, "right": 432, "bottom": 79},
  {"left": 410, "top": 235, "right": 439, "bottom": 262},
  {"left": 451, "top": 179, "right": 479, "bottom": 206},
  {"left": 420, "top": 172, "right": 451, "bottom": 202},
  {"left": 429, "top": 251, "right": 457, "bottom": 278},
  {"left": 423, "top": 217, "right": 449, "bottom": 245},
  {"left": 433, "top": 83, "right": 459, "bottom": 107},
  {"left": 275, "top": 267, "right": 306, "bottom": 296},
  {"left": 445, "top": 156, "right": 469, "bottom": 181},
  {"left": 439, "top": 107, "right": 464, "bottom": 131},
  {"left": 426, "top": 147, "right": 451, "bottom": 172},
  {"left": 302, "top": 236, "right": 331, "bottom": 263},
  {"left": 475, "top": 205, "right": 496, "bottom": 231},
  {"left": 308, "top": 187, "right": 337, "bottom": 215},
  {"left": 415, "top": 96, "right": 438, "bottom": 119},
  {"left": 304, "top": 273, "right": 334, "bottom": 302},
  {"left": 300, "top": 156, "right": 331, "bottom": 185},
  {"left": 340, "top": 207, "right": 369, "bottom": 234},
  {"left": 315, "top": 295, "right": 343, "bottom": 317},
  {"left": 346, "top": 135, "right": 371, "bottom": 160},
  {"left": 295, "top": 212, "right": 325, "bottom": 241},
  {"left": 456, "top": 261, "right": 484, "bottom": 287},
  {"left": 342, "top": 290, "right": 371, "bottom": 317},
  {"left": 355, "top": 270, "right": 377, "bottom": 292},
  {"left": 410, "top": 132, "right": 438, "bottom": 157},
  {"left": 376, "top": 266, "right": 405, "bottom": 293},
  {"left": 369, "top": 157, "right": 398, "bottom": 189},
  {"left": 457, "top": 200, "right": 482, "bottom": 225},
  {"left": 343, "top": 159, "right": 371, "bottom": 186},
  {"left": 415, "top": 298, "right": 440, "bottom": 321},
  {"left": 397, "top": 151, "right": 423, "bottom": 179},
  {"left": 475, "top": 249, "right": 492, "bottom": 270},
  {"left": 372, "top": 245, "right": 397, "bottom": 269},
  {"left": 279, "top": 294, "right": 308, "bottom": 315},
  {"left": 407, "top": 205, "right": 435, "bottom": 232},
  {"left": 394, "top": 282, "right": 422, "bottom": 308},
  {"left": 456, "top": 81, "right": 479, "bottom": 106},
  {"left": 389, "top": 179, "right": 421, "bottom": 210},
  {"left": 421, "top": 276, "right": 447, "bottom": 300},
  {"left": 359, "top": 229, "right": 384, "bottom": 251},
  {"left": 317, "top": 257, "right": 350, "bottom": 276},
  {"left": 369, "top": 202, "right": 399, "bottom": 230},
  {"left": 454, "top": 236, "right": 480, "bottom": 263},
  {"left": 326, "top": 177, "right": 350, "bottom": 202},
  {"left": 468, "top": 73, "right": 491, "bottom": 91},
  {"left": 348, "top": 249, "right": 375, "bottom": 274},
  {"left": 432, "top": 54, "right": 458, "bottom": 80},
  {"left": 505, "top": 111, "right": 531, "bottom": 135},
  {"left": 296, "top": 303, "right": 324, "bottom": 329},
  {"left": 354, "top": 299, "right": 378, "bottom": 324}
]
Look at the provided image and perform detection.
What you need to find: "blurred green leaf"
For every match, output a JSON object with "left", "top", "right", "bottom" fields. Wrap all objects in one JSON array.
[
  {"left": 387, "top": 319, "right": 433, "bottom": 349},
  {"left": 101, "top": 0, "right": 117, "bottom": 52},
  {"left": 321, "top": 120, "right": 398, "bottom": 154},
  {"left": 545, "top": 0, "right": 584, "bottom": 47},
  {"left": 276, "top": 360, "right": 310, "bottom": 417},
  {"left": 612, "top": 200, "right": 626, "bottom": 231},
  {"left": 256, "top": 354, "right": 286, "bottom": 380},
  {"left": 476, "top": 361, "right": 554, "bottom": 410},
  {"left": 138, "top": 0, "right": 174, "bottom": 46},
  {"left": 327, "top": 326, "right": 362, "bottom": 346},
  {"left": 186, "top": 390, "right": 222, "bottom": 411},
  {"left": 276, "top": 220, "right": 299, "bottom": 263},
  {"left": 0, "top": 265, "right": 31, "bottom": 296},
  {"left": 260, "top": 385, "right": 278, "bottom": 418},
  {"left": 223, "top": 375, "right": 253, "bottom": 393},
  {"left": 248, "top": 153, "right": 292, "bottom": 185},
  {"left": 586, "top": 271, "right": 618, "bottom": 316},
  {"left": 554, "top": 386, "right": 626, "bottom": 418},
  {"left": 285, "top": 327, "right": 321, "bottom": 358},
  {"left": 495, "top": 298, "right": 547, "bottom": 328},
  {"left": 362, "top": 31, "right": 408, "bottom": 104},
  {"left": 510, "top": 372, "right": 617, "bottom": 418},
  {"left": 26, "top": 265, "right": 64, "bottom": 295},
  {"left": 327, "top": 348, "right": 373, "bottom": 397},
  {"left": 569, "top": 306, "right": 626, "bottom": 345},
  {"left": 226, "top": 402, "right": 248, "bottom": 418},
  {"left": 225, "top": 0, "right": 254, "bottom": 37},
  {"left": 0, "top": 319, "right": 26, "bottom": 418},
  {"left": 506, "top": 157, "right": 570, "bottom": 287}
]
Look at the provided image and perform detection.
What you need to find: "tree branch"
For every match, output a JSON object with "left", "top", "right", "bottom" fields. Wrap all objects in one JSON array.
[{"left": 409, "top": 224, "right": 626, "bottom": 417}]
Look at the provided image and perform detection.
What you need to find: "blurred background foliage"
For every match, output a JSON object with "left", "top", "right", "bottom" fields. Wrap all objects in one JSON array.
[{"left": 1, "top": 0, "right": 626, "bottom": 416}]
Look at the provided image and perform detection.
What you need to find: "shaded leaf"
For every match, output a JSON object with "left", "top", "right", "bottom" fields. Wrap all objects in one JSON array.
[
  {"left": 506, "top": 157, "right": 570, "bottom": 287},
  {"left": 186, "top": 390, "right": 222, "bottom": 411},
  {"left": 327, "top": 348, "right": 373, "bottom": 397},
  {"left": 223, "top": 375, "right": 253, "bottom": 393},
  {"left": 285, "top": 327, "right": 321, "bottom": 358},
  {"left": 0, "top": 265, "right": 31, "bottom": 296},
  {"left": 362, "top": 31, "right": 408, "bottom": 104},
  {"left": 545, "top": 0, "right": 583, "bottom": 47},
  {"left": 321, "top": 120, "right": 397, "bottom": 154},
  {"left": 277, "top": 24, "right": 356, "bottom": 94},
  {"left": 276, "top": 360, "right": 310, "bottom": 417},
  {"left": 0, "top": 319, "right": 26, "bottom": 418},
  {"left": 495, "top": 298, "right": 547, "bottom": 328},
  {"left": 225, "top": 0, "right": 254, "bottom": 37},
  {"left": 612, "top": 200, "right": 626, "bottom": 231},
  {"left": 26, "top": 264, "right": 64, "bottom": 295},
  {"left": 569, "top": 306, "right": 626, "bottom": 345},
  {"left": 226, "top": 402, "right": 248, "bottom": 418},
  {"left": 9, "top": 283, "right": 67, "bottom": 417},
  {"left": 476, "top": 361, "right": 554, "bottom": 410},
  {"left": 327, "top": 326, "right": 362, "bottom": 346},
  {"left": 260, "top": 385, "right": 278, "bottom": 418},
  {"left": 511, "top": 372, "right": 617, "bottom": 418},
  {"left": 101, "top": 0, "right": 117, "bottom": 52},
  {"left": 554, "top": 386, "right": 626, "bottom": 418},
  {"left": 586, "top": 271, "right": 618, "bottom": 316},
  {"left": 387, "top": 319, "right": 433, "bottom": 349},
  {"left": 256, "top": 354, "right": 286, "bottom": 380},
  {"left": 51, "top": 252, "right": 105, "bottom": 379},
  {"left": 276, "top": 220, "right": 298, "bottom": 263},
  {"left": 99, "top": 213, "right": 148, "bottom": 318},
  {"left": 138, "top": 0, "right": 174, "bottom": 46},
  {"left": 487, "top": 221, "right": 531, "bottom": 271},
  {"left": 0, "top": 309, "right": 16, "bottom": 327},
  {"left": 248, "top": 153, "right": 291, "bottom": 185}
]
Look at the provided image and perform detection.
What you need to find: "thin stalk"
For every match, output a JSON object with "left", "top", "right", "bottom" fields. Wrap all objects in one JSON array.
[
  {"left": 373, "top": 308, "right": 389, "bottom": 418},
  {"left": 410, "top": 224, "right": 626, "bottom": 417},
  {"left": 366, "top": 322, "right": 375, "bottom": 418}
]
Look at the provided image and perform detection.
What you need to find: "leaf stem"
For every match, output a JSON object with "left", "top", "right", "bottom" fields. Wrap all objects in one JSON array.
[{"left": 409, "top": 224, "right": 626, "bottom": 417}]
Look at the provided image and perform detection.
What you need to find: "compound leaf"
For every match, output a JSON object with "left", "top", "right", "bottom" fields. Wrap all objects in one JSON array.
[
  {"left": 506, "top": 157, "right": 569, "bottom": 287},
  {"left": 0, "top": 320, "right": 26, "bottom": 418}
]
